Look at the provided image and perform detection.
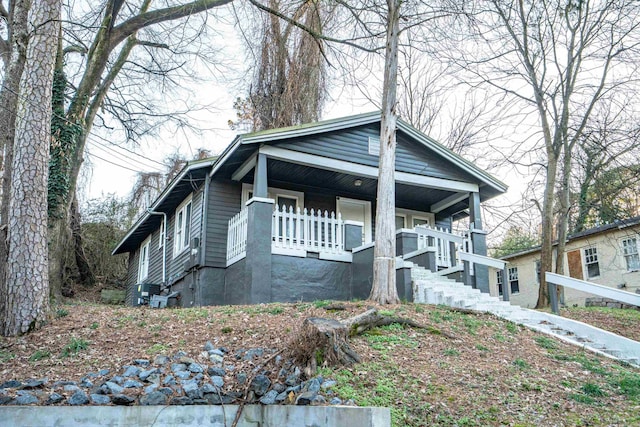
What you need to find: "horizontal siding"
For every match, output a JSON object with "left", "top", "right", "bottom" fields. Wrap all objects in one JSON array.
[
  {"left": 167, "top": 188, "right": 203, "bottom": 281},
  {"left": 126, "top": 252, "right": 138, "bottom": 306},
  {"left": 205, "top": 178, "right": 242, "bottom": 267},
  {"left": 275, "top": 124, "right": 476, "bottom": 183}
]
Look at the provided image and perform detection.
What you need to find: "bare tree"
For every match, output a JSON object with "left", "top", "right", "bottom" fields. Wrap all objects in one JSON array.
[
  {"left": 449, "top": 0, "right": 640, "bottom": 307},
  {"left": 2, "top": 0, "right": 60, "bottom": 335}
]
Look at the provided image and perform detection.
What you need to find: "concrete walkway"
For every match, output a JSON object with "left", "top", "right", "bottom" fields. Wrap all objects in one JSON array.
[{"left": 411, "top": 267, "right": 640, "bottom": 367}]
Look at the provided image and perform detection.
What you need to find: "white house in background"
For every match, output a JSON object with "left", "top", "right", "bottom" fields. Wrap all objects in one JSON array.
[{"left": 489, "top": 216, "right": 640, "bottom": 308}]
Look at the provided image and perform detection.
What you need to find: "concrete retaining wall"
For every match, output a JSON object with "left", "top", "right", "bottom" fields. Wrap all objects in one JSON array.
[{"left": 0, "top": 405, "right": 390, "bottom": 427}]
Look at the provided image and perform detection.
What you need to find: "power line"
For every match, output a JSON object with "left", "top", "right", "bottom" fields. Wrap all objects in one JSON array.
[{"left": 86, "top": 149, "right": 149, "bottom": 173}]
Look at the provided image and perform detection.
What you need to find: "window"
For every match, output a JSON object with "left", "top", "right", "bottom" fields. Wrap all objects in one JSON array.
[
  {"left": 412, "top": 217, "right": 430, "bottom": 227},
  {"left": 138, "top": 237, "right": 150, "bottom": 282},
  {"left": 622, "top": 237, "right": 640, "bottom": 271},
  {"left": 368, "top": 136, "right": 380, "bottom": 156},
  {"left": 508, "top": 267, "right": 519, "bottom": 294},
  {"left": 583, "top": 247, "right": 600, "bottom": 278},
  {"left": 395, "top": 215, "right": 406, "bottom": 230},
  {"left": 535, "top": 260, "right": 541, "bottom": 284},
  {"left": 174, "top": 197, "right": 192, "bottom": 256},
  {"left": 496, "top": 270, "right": 504, "bottom": 296},
  {"left": 158, "top": 220, "right": 165, "bottom": 249}
]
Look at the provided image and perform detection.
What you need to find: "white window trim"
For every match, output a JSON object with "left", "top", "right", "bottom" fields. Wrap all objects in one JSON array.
[
  {"left": 395, "top": 208, "right": 435, "bottom": 229},
  {"left": 173, "top": 195, "right": 193, "bottom": 258},
  {"left": 242, "top": 183, "right": 304, "bottom": 209},
  {"left": 583, "top": 246, "right": 601, "bottom": 279},
  {"left": 138, "top": 236, "right": 151, "bottom": 283},
  {"left": 336, "top": 196, "right": 372, "bottom": 243},
  {"left": 508, "top": 266, "right": 520, "bottom": 294},
  {"left": 158, "top": 220, "right": 165, "bottom": 250},
  {"left": 368, "top": 136, "right": 380, "bottom": 156},
  {"left": 621, "top": 236, "right": 640, "bottom": 272},
  {"left": 395, "top": 213, "right": 407, "bottom": 229}
]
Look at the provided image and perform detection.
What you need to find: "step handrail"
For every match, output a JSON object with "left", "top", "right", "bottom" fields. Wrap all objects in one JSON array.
[{"left": 546, "top": 272, "right": 640, "bottom": 314}]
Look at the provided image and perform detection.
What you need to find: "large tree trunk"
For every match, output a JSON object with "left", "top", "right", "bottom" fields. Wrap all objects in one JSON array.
[
  {"left": 536, "top": 147, "right": 558, "bottom": 309},
  {"left": 0, "top": 0, "right": 32, "bottom": 333},
  {"left": 3, "top": 0, "right": 61, "bottom": 336},
  {"left": 370, "top": 0, "right": 401, "bottom": 305}
]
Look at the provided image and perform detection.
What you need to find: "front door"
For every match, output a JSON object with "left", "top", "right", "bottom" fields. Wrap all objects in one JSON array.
[{"left": 336, "top": 197, "right": 372, "bottom": 243}]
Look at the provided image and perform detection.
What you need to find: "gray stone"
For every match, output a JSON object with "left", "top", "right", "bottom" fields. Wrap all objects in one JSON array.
[
  {"left": 134, "top": 359, "right": 150, "bottom": 366},
  {"left": 138, "top": 368, "right": 158, "bottom": 381},
  {"left": 46, "top": 393, "right": 65, "bottom": 405},
  {"left": 99, "top": 369, "right": 110, "bottom": 376},
  {"left": 305, "top": 378, "right": 322, "bottom": 393},
  {"left": 209, "top": 348, "right": 225, "bottom": 357},
  {"left": 173, "top": 350, "right": 188, "bottom": 360},
  {"left": 104, "top": 381, "right": 124, "bottom": 394},
  {"left": 144, "top": 384, "right": 159, "bottom": 394},
  {"left": 250, "top": 375, "right": 271, "bottom": 397},
  {"left": 207, "top": 367, "right": 226, "bottom": 377},
  {"left": 68, "top": 390, "right": 90, "bottom": 406},
  {"left": 188, "top": 363, "right": 204, "bottom": 373},
  {"left": 86, "top": 372, "right": 99, "bottom": 378},
  {"left": 170, "top": 396, "right": 193, "bottom": 405},
  {"left": 171, "top": 363, "right": 187, "bottom": 373},
  {"left": 330, "top": 397, "right": 343, "bottom": 405},
  {"left": 0, "top": 396, "right": 13, "bottom": 405},
  {"left": 80, "top": 378, "right": 93, "bottom": 388},
  {"left": 15, "top": 391, "right": 39, "bottom": 405},
  {"left": 158, "top": 387, "right": 174, "bottom": 396},
  {"left": 285, "top": 385, "right": 301, "bottom": 394},
  {"left": 1, "top": 380, "right": 21, "bottom": 389},
  {"left": 21, "top": 378, "right": 47, "bottom": 389},
  {"left": 111, "top": 394, "right": 135, "bottom": 406},
  {"left": 275, "top": 391, "right": 288, "bottom": 402},
  {"left": 163, "top": 375, "right": 176, "bottom": 386},
  {"left": 123, "top": 379, "right": 143, "bottom": 388},
  {"left": 122, "top": 365, "right": 141, "bottom": 378},
  {"left": 273, "top": 382, "right": 286, "bottom": 393},
  {"left": 154, "top": 355, "right": 170, "bottom": 365},
  {"left": 140, "top": 391, "right": 169, "bottom": 406},
  {"left": 204, "top": 341, "right": 215, "bottom": 352},
  {"left": 175, "top": 371, "right": 191, "bottom": 380},
  {"left": 209, "top": 354, "right": 224, "bottom": 364},
  {"left": 259, "top": 390, "right": 279, "bottom": 405},
  {"left": 52, "top": 380, "right": 76, "bottom": 388},
  {"left": 285, "top": 373, "right": 299, "bottom": 386},
  {"left": 236, "top": 373, "right": 247, "bottom": 385},
  {"left": 321, "top": 379, "right": 337, "bottom": 390},
  {"left": 210, "top": 376, "right": 224, "bottom": 388},
  {"left": 146, "top": 373, "right": 162, "bottom": 385},
  {"left": 244, "top": 348, "right": 264, "bottom": 361},
  {"left": 90, "top": 394, "right": 111, "bottom": 405},
  {"left": 63, "top": 384, "right": 81, "bottom": 392},
  {"left": 295, "top": 391, "right": 317, "bottom": 406},
  {"left": 110, "top": 376, "right": 124, "bottom": 384},
  {"left": 183, "top": 381, "right": 203, "bottom": 400},
  {"left": 205, "top": 393, "right": 235, "bottom": 405},
  {"left": 201, "top": 383, "right": 219, "bottom": 394}
]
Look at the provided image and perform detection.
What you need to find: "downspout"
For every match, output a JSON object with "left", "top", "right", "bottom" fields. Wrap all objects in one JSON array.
[
  {"left": 198, "top": 176, "right": 211, "bottom": 305},
  {"left": 147, "top": 210, "right": 167, "bottom": 285}
]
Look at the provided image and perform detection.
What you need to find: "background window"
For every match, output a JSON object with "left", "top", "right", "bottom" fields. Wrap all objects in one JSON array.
[
  {"left": 622, "top": 238, "right": 640, "bottom": 271},
  {"left": 138, "top": 237, "right": 150, "bottom": 282},
  {"left": 174, "top": 199, "right": 192, "bottom": 256},
  {"left": 508, "top": 267, "right": 519, "bottom": 293},
  {"left": 496, "top": 270, "right": 504, "bottom": 296},
  {"left": 583, "top": 247, "right": 600, "bottom": 278}
]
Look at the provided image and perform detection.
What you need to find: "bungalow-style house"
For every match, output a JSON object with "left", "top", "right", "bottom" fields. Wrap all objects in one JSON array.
[
  {"left": 488, "top": 216, "right": 640, "bottom": 308},
  {"left": 113, "top": 112, "right": 507, "bottom": 307}
]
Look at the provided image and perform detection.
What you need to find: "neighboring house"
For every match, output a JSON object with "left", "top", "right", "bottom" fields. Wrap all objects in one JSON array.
[
  {"left": 113, "top": 112, "right": 507, "bottom": 307},
  {"left": 489, "top": 216, "right": 640, "bottom": 308}
]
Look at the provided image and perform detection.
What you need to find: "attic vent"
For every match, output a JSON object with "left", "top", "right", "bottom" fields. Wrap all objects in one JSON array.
[{"left": 368, "top": 136, "right": 380, "bottom": 156}]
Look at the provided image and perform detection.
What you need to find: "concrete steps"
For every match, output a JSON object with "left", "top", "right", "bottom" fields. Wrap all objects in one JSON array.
[{"left": 411, "top": 266, "right": 640, "bottom": 368}]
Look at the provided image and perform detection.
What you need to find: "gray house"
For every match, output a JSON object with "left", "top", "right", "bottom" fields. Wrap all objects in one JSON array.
[{"left": 113, "top": 112, "right": 507, "bottom": 307}]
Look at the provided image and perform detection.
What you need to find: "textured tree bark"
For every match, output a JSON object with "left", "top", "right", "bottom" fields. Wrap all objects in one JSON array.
[
  {"left": 0, "top": 0, "right": 31, "bottom": 330},
  {"left": 370, "top": 0, "right": 401, "bottom": 305},
  {"left": 3, "top": 0, "right": 61, "bottom": 336}
]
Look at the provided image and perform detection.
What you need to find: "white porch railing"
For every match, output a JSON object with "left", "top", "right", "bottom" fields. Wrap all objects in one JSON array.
[
  {"left": 272, "top": 205, "right": 344, "bottom": 254},
  {"left": 227, "top": 208, "right": 248, "bottom": 265},
  {"left": 415, "top": 225, "right": 472, "bottom": 269}
]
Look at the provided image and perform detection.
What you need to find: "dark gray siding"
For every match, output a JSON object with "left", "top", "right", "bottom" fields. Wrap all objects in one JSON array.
[
  {"left": 167, "top": 188, "right": 203, "bottom": 283},
  {"left": 125, "top": 252, "right": 138, "bottom": 306},
  {"left": 275, "top": 125, "right": 477, "bottom": 183},
  {"left": 205, "top": 178, "right": 242, "bottom": 267}
]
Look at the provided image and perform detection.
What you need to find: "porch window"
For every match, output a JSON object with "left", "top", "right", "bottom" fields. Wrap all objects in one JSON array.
[
  {"left": 138, "top": 236, "right": 151, "bottom": 282},
  {"left": 412, "top": 217, "right": 429, "bottom": 227},
  {"left": 508, "top": 267, "right": 519, "bottom": 294},
  {"left": 621, "top": 237, "right": 640, "bottom": 271},
  {"left": 395, "top": 215, "right": 406, "bottom": 230},
  {"left": 496, "top": 270, "right": 504, "bottom": 296},
  {"left": 583, "top": 247, "right": 600, "bottom": 278},
  {"left": 174, "top": 197, "right": 192, "bottom": 257}
]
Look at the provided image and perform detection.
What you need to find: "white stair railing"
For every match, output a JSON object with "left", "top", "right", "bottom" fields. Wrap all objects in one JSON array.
[
  {"left": 415, "top": 225, "right": 466, "bottom": 268},
  {"left": 272, "top": 205, "right": 344, "bottom": 253},
  {"left": 226, "top": 208, "right": 248, "bottom": 265}
]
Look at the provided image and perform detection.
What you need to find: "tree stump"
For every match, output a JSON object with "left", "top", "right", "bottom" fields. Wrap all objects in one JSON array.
[{"left": 289, "top": 317, "right": 361, "bottom": 374}]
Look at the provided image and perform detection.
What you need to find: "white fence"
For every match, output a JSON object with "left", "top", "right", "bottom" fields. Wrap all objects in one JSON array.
[
  {"left": 272, "top": 205, "right": 344, "bottom": 254},
  {"left": 226, "top": 208, "right": 248, "bottom": 265},
  {"left": 415, "top": 225, "right": 471, "bottom": 268}
]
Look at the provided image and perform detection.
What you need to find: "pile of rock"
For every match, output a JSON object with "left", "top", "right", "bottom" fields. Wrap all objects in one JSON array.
[{"left": 0, "top": 342, "right": 349, "bottom": 407}]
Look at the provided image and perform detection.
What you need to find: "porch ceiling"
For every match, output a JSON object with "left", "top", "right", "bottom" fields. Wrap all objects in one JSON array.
[{"left": 243, "top": 159, "right": 462, "bottom": 214}]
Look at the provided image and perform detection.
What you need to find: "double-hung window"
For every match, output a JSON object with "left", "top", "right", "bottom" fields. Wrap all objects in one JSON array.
[
  {"left": 583, "top": 247, "right": 600, "bottom": 278},
  {"left": 138, "top": 237, "right": 151, "bottom": 282},
  {"left": 174, "top": 197, "right": 192, "bottom": 256},
  {"left": 496, "top": 270, "right": 504, "bottom": 296},
  {"left": 622, "top": 237, "right": 640, "bottom": 271},
  {"left": 508, "top": 267, "right": 519, "bottom": 294}
]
